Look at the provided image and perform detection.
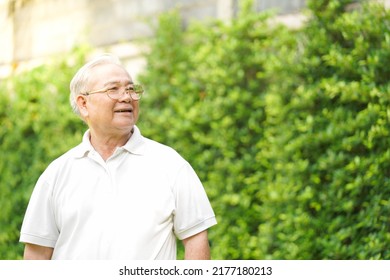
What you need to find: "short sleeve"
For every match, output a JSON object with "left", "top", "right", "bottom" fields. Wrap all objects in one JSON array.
[
  {"left": 172, "top": 162, "right": 217, "bottom": 240},
  {"left": 19, "top": 171, "right": 59, "bottom": 248}
]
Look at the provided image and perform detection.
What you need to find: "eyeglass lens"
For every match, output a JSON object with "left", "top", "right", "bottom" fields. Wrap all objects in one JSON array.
[{"left": 108, "top": 85, "right": 143, "bottom": 100}]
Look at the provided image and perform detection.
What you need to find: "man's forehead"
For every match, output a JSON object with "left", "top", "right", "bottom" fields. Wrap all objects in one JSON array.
[
  {"left": 88, "top": 63, "right": 132, "bottom": 85},
  {"left": 91, "top": 62, "right": 130, "bottom": 75}
]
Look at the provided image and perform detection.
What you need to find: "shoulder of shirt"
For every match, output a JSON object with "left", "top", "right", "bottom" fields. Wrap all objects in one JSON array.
[
  {"left": 34, "top": 143, "right": 85, "bottom": 185},
  {"left": 43, "top": 143, "right": 85, "bottom": 170},
  {"left": 141, "top": 137, "right": 192, "bottom": 174},
  {"left": 142, "top": 136, "right": 184, "bottom": 160}
]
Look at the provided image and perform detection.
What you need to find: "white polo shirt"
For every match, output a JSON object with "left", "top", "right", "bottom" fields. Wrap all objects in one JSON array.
[{"left": 20, "top": 126, "right": 217, "bottom": 259}]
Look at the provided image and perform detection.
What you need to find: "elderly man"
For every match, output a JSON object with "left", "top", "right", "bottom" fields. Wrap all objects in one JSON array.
[{"left": 19, "top": 54, "right": 217, "bottom": 259}]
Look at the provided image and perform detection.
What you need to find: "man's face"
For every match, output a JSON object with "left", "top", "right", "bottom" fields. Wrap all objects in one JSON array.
[{"left": 78, "top": 63, "right": 139, "bottom": 136}]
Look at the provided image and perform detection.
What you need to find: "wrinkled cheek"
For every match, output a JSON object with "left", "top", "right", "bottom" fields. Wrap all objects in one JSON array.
[
  {"left": 134, "top": 110, "right": 139, "bottom": 123},
  {"left": 133, "top": 105, "right": 140, "bottom": 123}
]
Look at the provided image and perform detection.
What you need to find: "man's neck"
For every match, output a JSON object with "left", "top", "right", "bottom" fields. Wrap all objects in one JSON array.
[{"left": 89, "top": 128, "right": 133, "bottom": 161}]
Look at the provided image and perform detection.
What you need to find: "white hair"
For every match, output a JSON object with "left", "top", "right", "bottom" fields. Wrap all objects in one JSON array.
[{"left": 69, "top": 53, "right": 122, "bottom": 116}]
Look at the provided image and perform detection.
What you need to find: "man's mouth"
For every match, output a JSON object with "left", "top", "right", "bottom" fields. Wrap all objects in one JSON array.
[{"left": 115, "top": 109, "right": 133, "bottom": 113}]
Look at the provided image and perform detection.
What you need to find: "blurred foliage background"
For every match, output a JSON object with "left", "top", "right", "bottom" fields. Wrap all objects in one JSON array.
[{"left": 0, "top": 0, "right": 389, "bottom": 259}]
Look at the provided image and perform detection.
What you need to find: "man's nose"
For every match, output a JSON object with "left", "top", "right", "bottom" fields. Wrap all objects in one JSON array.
[{"left": 119, "top": 89, "right": 132, "bottom": 102}]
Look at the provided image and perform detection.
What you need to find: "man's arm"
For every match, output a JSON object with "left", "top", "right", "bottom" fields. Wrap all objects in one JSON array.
[
  {"left": 23, "top": 243, "right": 54, "bottom": 260},
  {"left": 182, "top": 230, "right": 211, "bottom": 260}
]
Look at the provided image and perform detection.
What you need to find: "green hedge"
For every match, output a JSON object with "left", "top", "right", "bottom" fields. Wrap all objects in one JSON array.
[
  {"left": 0, "top": 0, "right": 389, "bottom": 260},
  {"left": 255, "top": 0, "right": 390, "bottom": 259},
  {"left": 138, "top": 0, "right": 390, "bottom": 259},
  {"left": 0, "top": 49, "right": 87, "bottom": 259}
]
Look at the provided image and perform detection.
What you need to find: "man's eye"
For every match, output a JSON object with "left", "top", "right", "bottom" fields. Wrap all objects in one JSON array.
[{"left": 108, "top": 87, "right": 118, "bottom": 91}]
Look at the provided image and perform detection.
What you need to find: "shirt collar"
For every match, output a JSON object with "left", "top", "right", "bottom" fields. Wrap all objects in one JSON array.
[
  {"left": 122, "top": 125, "right": 146, "bottom": 155},
  {"left": 72, "top": 125, "right": 146, "bottom": 159}
]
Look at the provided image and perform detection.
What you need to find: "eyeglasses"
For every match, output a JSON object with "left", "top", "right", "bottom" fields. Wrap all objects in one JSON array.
[{"left": 81, "top": 84, "right": 144, "bottom": 101}]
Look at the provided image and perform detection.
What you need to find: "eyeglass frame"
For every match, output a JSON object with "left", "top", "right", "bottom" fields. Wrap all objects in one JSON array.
[{"left": 81, "top": 84, "right": 144, "bottom": 101}]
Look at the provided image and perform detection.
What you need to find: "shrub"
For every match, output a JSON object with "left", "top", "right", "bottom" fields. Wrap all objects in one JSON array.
[
  {"left": 258, "top": 0, "right": 390, "bottom": 259},
  {"left": 138, "top": 0, "right": 390, "bottom": 259},
  {"left": 0, "top": 48, "right": 87, "bottom": 259}
]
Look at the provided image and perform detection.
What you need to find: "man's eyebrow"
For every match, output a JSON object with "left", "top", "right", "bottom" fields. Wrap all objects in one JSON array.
[{"left": 103, "top": 80, "right": 133, "bottom": 87}]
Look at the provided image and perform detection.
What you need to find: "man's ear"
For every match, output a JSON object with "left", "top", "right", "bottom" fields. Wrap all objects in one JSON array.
[{"left": 76, "top": 95, "right": 88, "bottom": 119}]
